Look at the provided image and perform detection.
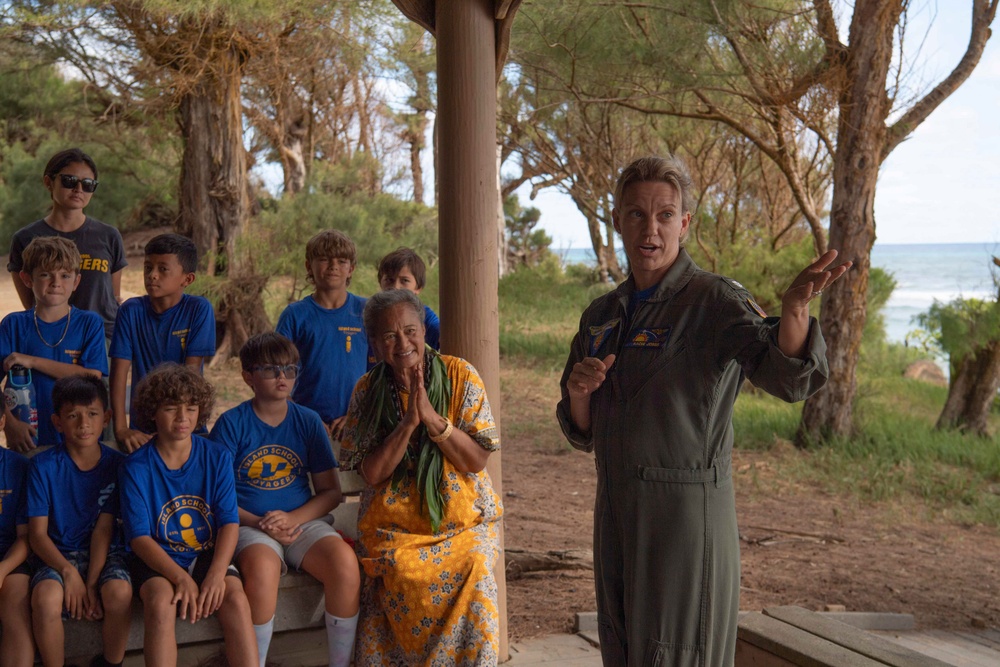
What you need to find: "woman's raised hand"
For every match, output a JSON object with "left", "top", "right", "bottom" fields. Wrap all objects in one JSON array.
[
  {"left": 782, "top": 250, "right": 853, "bottom": 310},
  {"left": 567, "top": 354, "right": 616, "bottom": 400}
]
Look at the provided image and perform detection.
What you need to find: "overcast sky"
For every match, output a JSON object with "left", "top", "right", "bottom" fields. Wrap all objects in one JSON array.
[{"left": 524, "top": 4, "right": 1000, "bottom": 250}]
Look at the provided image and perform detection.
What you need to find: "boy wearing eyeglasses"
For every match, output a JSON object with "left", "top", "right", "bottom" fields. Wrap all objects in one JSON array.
[
  {"left": 109, "top": 233, "right": 216, "bottom": 452},
  {"left": 7, "top": 148, "right": 127, "bottom": 344},
  {"left": 0, "top": 237, "right": 108, "bottom": 454},
  {"left": 209, "top": 332, "right": 360, "bottom": 667}
]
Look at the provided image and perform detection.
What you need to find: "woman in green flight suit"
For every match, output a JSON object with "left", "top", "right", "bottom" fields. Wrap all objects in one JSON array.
[{"left": 557, "top": 155, "right": 851, "bottom": 666}]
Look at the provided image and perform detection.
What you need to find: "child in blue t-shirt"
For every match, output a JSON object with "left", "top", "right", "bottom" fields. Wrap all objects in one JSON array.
[
  {"left": 109, "top": 233, "right": 216, "bottom": 452},
  {"left": 0, "top": 411, "right": 33, "bottom": 666},
  {"left": 209, "top": 332, "right": 360, "bottom": 667},
  {"left": 118, "top": 363, "right": 256, "bottom": 667},
  {"left": 377, "top": 247, "right": 441, "bottom": 350},
  {"left": 27, "top": 375, "right": 131, "bottom": 667},
  {"left": 1, "top": 236, "right": 108, "bottom": 455},
  {"left": 276, "top": 230, "right": 372, "bottom": 441}
]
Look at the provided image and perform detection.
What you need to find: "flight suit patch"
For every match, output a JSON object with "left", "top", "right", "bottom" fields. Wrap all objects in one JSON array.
[
  {"left": 588, "top": 318, "right": 620, "bottom": 356},
  {"left": 746, "top": 298, "right": 767, "bottom": 318},
  {"left": 625, "top": 327, "right": 671, "bottom": 349}
]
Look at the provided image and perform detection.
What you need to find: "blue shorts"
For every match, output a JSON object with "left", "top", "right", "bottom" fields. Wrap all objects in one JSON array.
[{"left": 30, "top": 548, "right": 132, "bottom": 591}]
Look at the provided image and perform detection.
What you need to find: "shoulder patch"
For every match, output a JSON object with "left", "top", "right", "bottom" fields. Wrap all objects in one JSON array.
[
  {"left": 588, "top": 318, "right": 620, "bottom": 357},
  {"left": 745, "top": 298, "right": 767, "bottom": 318}
]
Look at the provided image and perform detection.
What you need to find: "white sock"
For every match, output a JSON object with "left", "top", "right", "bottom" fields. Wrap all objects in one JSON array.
[
  {"left": 254, "top": 617, "right": 275, "bottom": 667},
  {"left": 325, "top": 610, "right": 359, "bottom": 667}
]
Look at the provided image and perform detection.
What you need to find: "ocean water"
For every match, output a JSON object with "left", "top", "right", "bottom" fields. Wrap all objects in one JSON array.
[
  {"left": 872, "top": 243, "right": 997, "bottom": 344},
  {"left": 557, "top": 243, "right": 998, "bottom": 344}
]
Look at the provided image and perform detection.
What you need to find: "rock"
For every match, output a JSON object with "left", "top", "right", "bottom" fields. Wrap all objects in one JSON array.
[{"left": 903, "top": 360, "right": 947, "bottom": 386}]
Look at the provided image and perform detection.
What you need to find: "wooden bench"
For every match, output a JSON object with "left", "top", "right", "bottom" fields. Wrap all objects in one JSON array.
[
  {"left": 57, "top": 468, "right": 365, "bottom": 663},
  {"left": 737, "top": 606, "right": 951, "bottom": 667}
]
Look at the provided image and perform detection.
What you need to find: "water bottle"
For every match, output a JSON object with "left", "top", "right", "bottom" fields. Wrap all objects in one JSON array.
[{"left": 4, "top": 365, "right": 38, "bottom": 443}]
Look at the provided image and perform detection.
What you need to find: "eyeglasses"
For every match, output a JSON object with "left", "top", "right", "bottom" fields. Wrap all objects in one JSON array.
[
  {"left": 58, "top": 174, "right": 100, "bottom": 193},
  {"left": 251, "top": 364, "right": 300, "bottom": 379}
]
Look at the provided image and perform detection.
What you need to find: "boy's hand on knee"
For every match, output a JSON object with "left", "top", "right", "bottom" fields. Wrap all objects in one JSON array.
[
  {"left": 171, "top": 573, "right": 200, "bottom": 623},
  {"left": 85, "top": 584, "right": 104, "bottom": 620},
  {"left": 63, "top": 568, "right": 88, "bottom": 620},
  {"left": 197, "top": 571, "right": 226, "bottom": 620},
  {"left": 115, "top": 427, "right": 151, "bottom": 453}
]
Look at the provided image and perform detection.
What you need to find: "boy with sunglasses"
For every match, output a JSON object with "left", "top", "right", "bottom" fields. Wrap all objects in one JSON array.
[
  {"left": 7, "top": 148, "right": 127, "bottom": 344},
  {"left": 209, "top": 332, "right": 360, "bottom": 667}
]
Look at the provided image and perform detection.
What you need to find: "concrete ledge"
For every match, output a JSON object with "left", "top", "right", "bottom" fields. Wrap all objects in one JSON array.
[{"left": 63, "top": 502, "right": 360, "bottom": 662}]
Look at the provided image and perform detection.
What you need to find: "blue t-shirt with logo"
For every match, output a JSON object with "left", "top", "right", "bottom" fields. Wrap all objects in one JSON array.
[
  {"left": 0, "top": 307, "right": 108, "bottom": 447},
  {"left": 275, "top": 293, "right": 372, "bottom": 424},
  {"left": 119, "top": 435, "right": 238, "bottom": 569},
  {"left": 0, "top": 448, "right": 29, "bottom": 556},
  {"left": 209, "top": 400, "right": 338, "bottom": 518},
  {"left": 27, "top": 444, "right": 124, "bottom": 554},
  {"left": 109, "top": 294, "right": 216, "bottom": 430}
]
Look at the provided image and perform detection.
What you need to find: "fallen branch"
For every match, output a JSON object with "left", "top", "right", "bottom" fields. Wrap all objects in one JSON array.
[
  {"left": 740, "top": 524, "right": 846, "bottom": 545},
  {"left": 504, "top": 548, "right": 593, "bottom": 579}
]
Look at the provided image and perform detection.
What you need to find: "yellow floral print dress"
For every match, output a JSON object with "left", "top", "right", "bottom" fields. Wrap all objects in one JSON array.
[{"left": 340, "top": 354, "right": 503, "bottom": 666}]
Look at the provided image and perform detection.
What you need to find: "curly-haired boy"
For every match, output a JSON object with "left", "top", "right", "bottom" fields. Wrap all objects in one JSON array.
[{"left": 118, "top": 363, "right": 256, "bottom": 667}]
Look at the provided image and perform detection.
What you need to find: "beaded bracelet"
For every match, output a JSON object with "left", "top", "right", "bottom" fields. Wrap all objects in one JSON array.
[{"left": 430, "top": 418, "right": 454, "bottom": 443}]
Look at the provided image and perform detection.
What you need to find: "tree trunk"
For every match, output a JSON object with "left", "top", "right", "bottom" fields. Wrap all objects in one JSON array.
[
  {"left": 281, "top": 111, "right": 308, "bottom": 195},
  {"left": 798, "top": 1, "right": 902, "bottom": 443},
  {"left": 937, "top": 341, "right": 1000, "bottom": 436},
  {"left": 177, "top": 42, "right": 249, "bottom": 277},
  {"left": 585, "top": 212, "right": 610, "bottom": 283}
]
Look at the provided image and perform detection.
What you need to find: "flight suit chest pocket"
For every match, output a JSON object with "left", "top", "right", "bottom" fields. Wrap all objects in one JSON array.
[{"left": 617, "top": 327, "right": 687, "bottom": 398}]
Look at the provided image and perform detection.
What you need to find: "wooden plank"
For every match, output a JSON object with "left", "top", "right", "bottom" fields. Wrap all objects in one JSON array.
[
  {"left": 954, "top": 629, "right": 1000, "bottom": 651},
  {"left": 738, "top": 612, "right": 886, "bottom": 667},
  {"left": 763, "top": 606, "right": 950, "bottom": 667},
  {"left": 876, "top": 632, "right": 991, "bottom": 667},
  {"left": 923, "top": 630, "right": 1000, "bottom": 664},
  {"left": 736, "top": 641, "right": 801, "bottom": 667}
]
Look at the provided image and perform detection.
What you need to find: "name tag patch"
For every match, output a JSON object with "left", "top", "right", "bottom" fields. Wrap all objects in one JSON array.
[{"left": 626, "top": 327, "right": 671, "bottom": 349}]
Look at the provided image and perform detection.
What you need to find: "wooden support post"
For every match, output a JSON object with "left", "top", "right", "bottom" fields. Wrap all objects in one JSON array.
[{"left": 436, "top": 0, "right": 509, "bottom": 660}]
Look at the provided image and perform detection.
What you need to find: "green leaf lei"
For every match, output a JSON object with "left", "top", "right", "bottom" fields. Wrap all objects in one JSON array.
[{"left": 356, "top": 345, "right": 452, "bottom": 532}]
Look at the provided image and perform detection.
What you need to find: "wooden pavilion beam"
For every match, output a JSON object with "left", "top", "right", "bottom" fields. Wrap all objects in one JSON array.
[{"left": 391, "top": 0, "right": 523, "bottom": 661}]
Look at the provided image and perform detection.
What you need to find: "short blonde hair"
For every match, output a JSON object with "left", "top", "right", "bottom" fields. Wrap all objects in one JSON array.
[
  {"left": 614, "top": 155, "right": 695, "bottom": 245},
  {"left": 22, "top": 237, "right": 81, "bottom": 276}
]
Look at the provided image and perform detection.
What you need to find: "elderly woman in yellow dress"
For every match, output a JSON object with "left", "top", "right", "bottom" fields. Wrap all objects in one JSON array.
[{"left": 339, "top": 288, "right": 502, "bottom": 666}]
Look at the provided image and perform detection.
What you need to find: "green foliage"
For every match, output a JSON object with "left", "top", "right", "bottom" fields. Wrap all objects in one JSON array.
[
  {"left": 498, "top": 259, "right": 612, "bottom": 369},
  {"left": 686, "top": 231, "right": 814, "bottom": 314},
  {"left": 916, "top": 295, "right": 1000, "bottom": 364},
  {"left": 0, "top": 45, "right": 179, "bottom": 247},
  {"left": 504, "top": 194, "right": 553, "bottom": 270},
  {"left": 246, "top": 158, "right": 438, "bottom": 306}
]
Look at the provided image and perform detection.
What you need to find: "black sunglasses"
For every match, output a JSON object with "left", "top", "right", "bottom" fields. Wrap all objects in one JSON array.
[{"left": 58, "top": 174, "right": 99, "bottom": 193}]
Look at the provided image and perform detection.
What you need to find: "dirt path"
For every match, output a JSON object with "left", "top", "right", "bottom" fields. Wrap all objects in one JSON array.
[{"left": 498, "top": 366, "right": 1000, "bottom": 642}]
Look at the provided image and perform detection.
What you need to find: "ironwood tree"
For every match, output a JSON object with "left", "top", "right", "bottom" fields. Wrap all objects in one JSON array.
[
  {"left": 918, "top": 288, "right": 1000, "bottom": 437},
  {"left": 513, "top": 0, "right": 998, "bottom": 442}
]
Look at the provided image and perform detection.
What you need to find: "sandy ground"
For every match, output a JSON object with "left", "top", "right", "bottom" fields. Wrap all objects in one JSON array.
[{"left": 3, "top": 248, "right": 998, "bottom": 645}]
